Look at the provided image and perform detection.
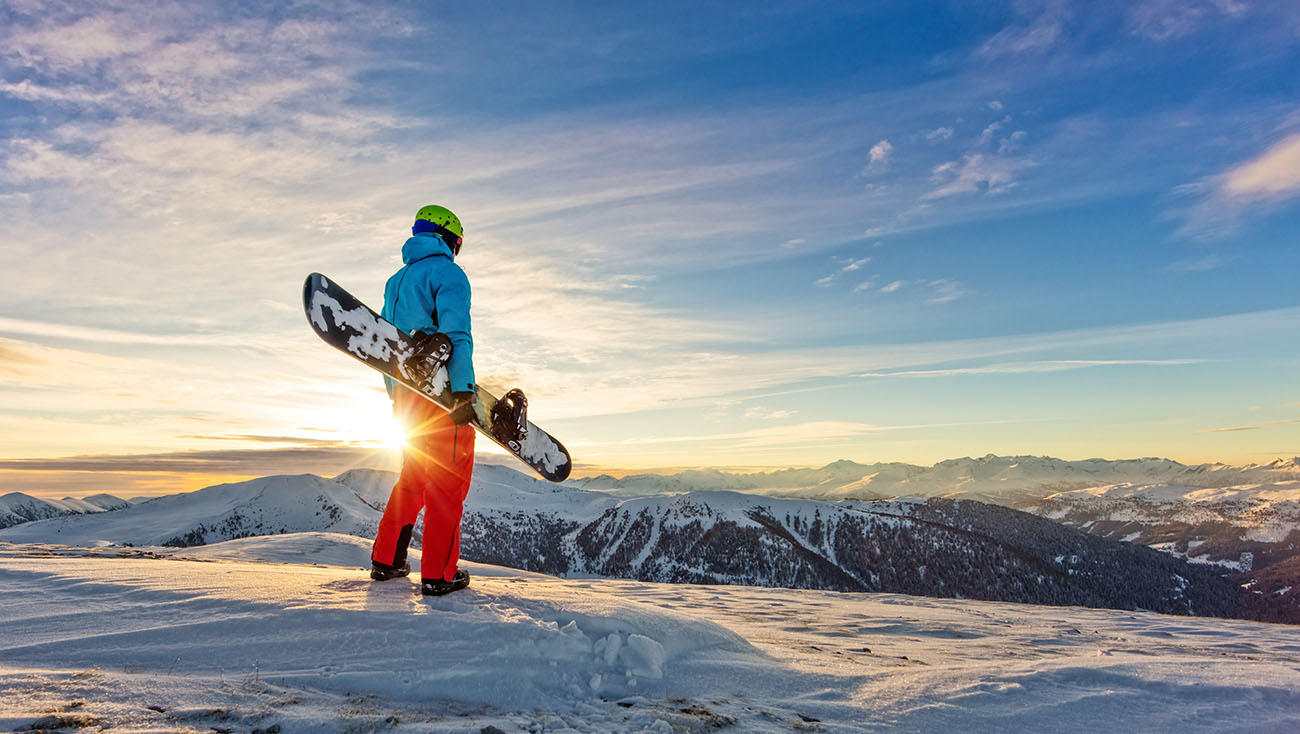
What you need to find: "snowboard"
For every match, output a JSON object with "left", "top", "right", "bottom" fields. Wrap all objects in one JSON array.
[{"left": 302, "top": 272, "right": 572, "bottom": 482}]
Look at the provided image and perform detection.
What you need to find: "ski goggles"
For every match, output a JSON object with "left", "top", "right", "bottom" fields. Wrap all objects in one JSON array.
[{"left": 412, "top": 219, "right": 464, "bottom": 255}]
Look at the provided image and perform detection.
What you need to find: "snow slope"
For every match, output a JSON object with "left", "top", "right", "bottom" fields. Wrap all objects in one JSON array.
[{"left": 1, "top": 534, "right": 1297, "bottom": 733}]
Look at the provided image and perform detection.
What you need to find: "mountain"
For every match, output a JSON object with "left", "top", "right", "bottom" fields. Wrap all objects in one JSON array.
[
  {"left": 469, "top": 489, "right": 1290, "bottom": 621},
  {"left": 0, "top": 492, "right": 134, "bottom": 529},
  {"left": 1013, "top": 480, "right": 1300, "bottom": 612},
  {"left": 4, "top": 533, "right": 1298, "bottom": 732},
  {"left": 0, "top": 474, "right": 384, "bottom": 546},
  {"left": 568, "top": 456, "right": 1300, "bottom": 611},
  {"left": 1, "top": 465, "right": 1290, "bottom": 623},
  {"left": 81, "top": 493, "right": 133, "bottom": 511},
  {"left": 6, "top": 453, "right": 1293, "bottom": 530},
  {"left": 570, "top": 454, "right": 1300, "bottom": 503}
]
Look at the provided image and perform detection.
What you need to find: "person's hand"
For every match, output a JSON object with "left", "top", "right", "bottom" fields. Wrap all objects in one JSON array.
[{"left": 449, "top": 391, "right": 490, "bottom": 427}]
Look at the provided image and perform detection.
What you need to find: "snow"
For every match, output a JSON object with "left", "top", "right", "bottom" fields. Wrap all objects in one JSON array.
[
  {"left": 2, "top": 533, "right": 1298, "bottom": 733},
  {"left": 81, "top": 493, "right": 133, "bottom": 511},
  {"left": 1147, "top": 543, "right": 1254, "bottom": 573},
  {"left": 1028, "top": 480, "right": 1300, "bottom": 546},
  {"left": 515, "top": 422, "right": 567, "bottom": 473},
  {"left": 0, "top": 492, "right": 132, "bottom": 528},
  {"left": 1, "top": 493, "right": 103, "bottom": 517}
]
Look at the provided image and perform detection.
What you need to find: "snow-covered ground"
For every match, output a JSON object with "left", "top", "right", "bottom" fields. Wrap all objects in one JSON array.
[{"left": 2, "top": 534, "right": 1297, "bottom": 733}]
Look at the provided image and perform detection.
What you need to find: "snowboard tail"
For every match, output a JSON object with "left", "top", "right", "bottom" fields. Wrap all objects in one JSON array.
[{"left": 303, "top": 272, "right": 572, "bottom": 482}]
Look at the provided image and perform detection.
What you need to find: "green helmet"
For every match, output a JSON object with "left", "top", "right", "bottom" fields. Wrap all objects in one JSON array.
[
  {"left": 414, "top": 205, "right": 462, "bottom": 238},
  {"left": 413, "top": 204, "right": 464, "bottom": 254}
]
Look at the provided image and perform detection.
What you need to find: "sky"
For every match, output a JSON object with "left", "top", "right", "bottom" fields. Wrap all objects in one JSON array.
[{"left": 2, "top": 0, "right": 1299, "bottom": 497}]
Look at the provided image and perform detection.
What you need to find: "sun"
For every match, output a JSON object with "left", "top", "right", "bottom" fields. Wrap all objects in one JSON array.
[
  {"left": 331, "top": 399, "right": 409, "bottom": 450},
  {"left": 372, "top": 414, "right": 410, "bottom": 451}
]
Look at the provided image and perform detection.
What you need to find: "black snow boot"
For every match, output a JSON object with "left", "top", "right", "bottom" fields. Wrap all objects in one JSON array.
[
  {"left": 421, "top": 569, "right": 470, "bottom": 596},
  {"left": 370, "top": 559, "right": 410, "bottom": 581}
]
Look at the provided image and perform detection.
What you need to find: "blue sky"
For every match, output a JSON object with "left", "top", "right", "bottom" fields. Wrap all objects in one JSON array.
[{"left": 1, "top": 1, "right": 1299, "bottom": 495}]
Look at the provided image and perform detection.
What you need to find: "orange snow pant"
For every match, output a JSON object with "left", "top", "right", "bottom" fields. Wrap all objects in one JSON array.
[{"left": 371, "top": 387, "right": 475, "bottom": 582}]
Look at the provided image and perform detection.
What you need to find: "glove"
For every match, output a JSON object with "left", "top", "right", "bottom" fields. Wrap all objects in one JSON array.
[{"left": 449, "top": 391, "right": 490, "bottom": 427}]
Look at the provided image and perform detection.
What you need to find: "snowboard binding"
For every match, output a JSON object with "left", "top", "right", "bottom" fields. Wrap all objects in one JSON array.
[
  {"left": 491, "top": 388, "right": 529, "bottom": 448},
  {"left": 402, "top": 331, "right": 452, "bottom": 386}
]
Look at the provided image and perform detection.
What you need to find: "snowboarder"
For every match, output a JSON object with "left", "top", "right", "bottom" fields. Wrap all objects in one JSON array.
[{"left": 369, "top": 205, "right": 490, "bottom": 596}]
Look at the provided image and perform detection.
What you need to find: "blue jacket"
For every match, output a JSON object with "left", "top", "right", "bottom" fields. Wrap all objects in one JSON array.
[{"left": 381, "top": 233, "right": 475, "bottom": 395}]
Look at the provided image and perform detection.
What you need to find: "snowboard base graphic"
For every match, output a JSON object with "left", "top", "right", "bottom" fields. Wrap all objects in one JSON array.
[{"left": 303, "top": 273, "right": 572, "bottom": 482}]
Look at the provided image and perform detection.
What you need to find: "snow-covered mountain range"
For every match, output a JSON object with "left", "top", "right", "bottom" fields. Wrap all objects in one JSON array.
[
  {"left": 569, "top": 455, "right": 1300, "bottom": 612},
  {"left": 1, "top": 463, "right": 1291, "bottom": 623},
  {"left": 571, "top": 455, "right": 1300, "bottom": 503},
  {"left": 0, "top": 491, "right": 133, "bottom": 529}
]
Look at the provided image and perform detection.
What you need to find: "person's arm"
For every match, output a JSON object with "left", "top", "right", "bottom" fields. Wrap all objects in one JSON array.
[{"left": 435, "top": 266, "right": 476, "bottom": 394}]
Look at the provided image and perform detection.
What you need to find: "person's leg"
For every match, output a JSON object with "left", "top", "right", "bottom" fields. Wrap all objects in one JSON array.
[
  {"left": 371, "top": 389, "right": 434, "bottom": 571},
  {"left": 419, "top": 417, "right": 476, "bottom": 584}
]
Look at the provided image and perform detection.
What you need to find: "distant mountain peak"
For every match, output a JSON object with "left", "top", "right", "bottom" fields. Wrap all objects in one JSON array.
[{"left": 822, "top": 459, "right": 866, "bottom": 469}]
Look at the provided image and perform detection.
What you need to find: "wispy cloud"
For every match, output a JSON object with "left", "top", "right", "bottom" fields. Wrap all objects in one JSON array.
[
  {"left": 2, "top": 4, "right": 412, "bottom": 126},
  {"left": 178, "top": 434, "right": 366, "bottom": 446},
  {"left": 1174, "top": 132, "right": 1300, "bottom": 238},
  {"left": 925, "top": 153, "right": 1033, "bottom": 199},
  {"left": 812, "top": 256, "right": 872, "bottom": 288},
  {"left": 575, "top": 417, "right": 1059, "bottom": 450},
  {"left": 1167, "top": 254, "right": 1234, "bottom": 273},
  {"left": 974, "top": 1, "right": 1068, "bottom": 59},
  {"left": 840, "top": 256, "right": 872, "bottom": 272},
  {"left": 1126, "top": 0, "right": 1249, "bottom": 41},
  {"left": 1250, "top": 401, "right": 1300, "bottom": 412},
  {"left": 856, "top": 359, "right": 1206, "bottom": 379},
  {"left": 863, "top": 139, "right": 893, "bottom": 173},
  {"left": 978, "top": 116, "right": 1011, "bottom": 146},
  {"left": 1220, "top": 133, "right": 1300, "bottom": 202},
  {"left": 742, "top": 406, "right": 798, "bottom": 421},
  {"left": 1198, "top": 418, "right": 1300, "bottom": 434},
  {"left": 925, "top": 278, "right": 967, "bottom": 304},
  {"left": 0, "top": 446, "right": 398, "bottom": 475},
  {"left": 0, "top": 339, "right": 44, "bottom": 370},
  {"left": 0, "top": 316, "right": 247, "bottom": 346}
]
